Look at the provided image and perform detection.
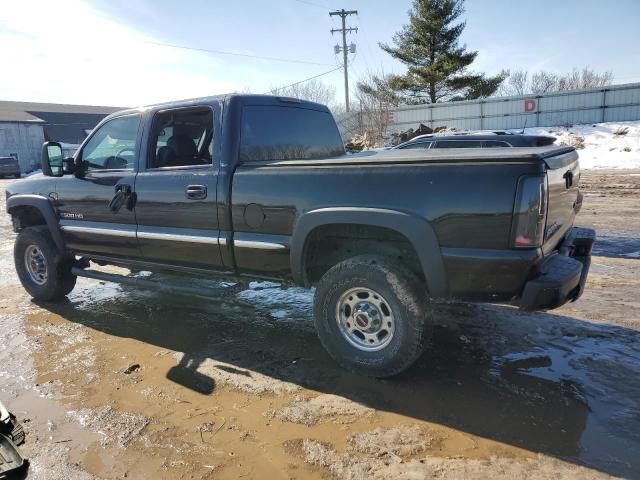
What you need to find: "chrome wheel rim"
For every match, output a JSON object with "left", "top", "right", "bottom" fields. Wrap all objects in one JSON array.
[
  {"left": 336, "top": 287, "right": 395, "bottom": 351},
  {"left": 24, "top": 245, "right": 48, "bottom": 285}
]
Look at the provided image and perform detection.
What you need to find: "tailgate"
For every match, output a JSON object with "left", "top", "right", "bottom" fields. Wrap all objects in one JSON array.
[{"left": 543, "top": 150, "right": 581, "bottom": 254}]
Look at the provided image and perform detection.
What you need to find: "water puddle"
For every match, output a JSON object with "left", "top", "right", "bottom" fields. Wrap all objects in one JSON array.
[{"left": 592, "top": 234, "right": 640, "bottom": 258}]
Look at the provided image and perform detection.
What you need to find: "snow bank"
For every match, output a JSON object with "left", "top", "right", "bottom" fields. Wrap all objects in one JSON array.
[{"left": 512, "top": 121, "right": 640, "bottom": 170}]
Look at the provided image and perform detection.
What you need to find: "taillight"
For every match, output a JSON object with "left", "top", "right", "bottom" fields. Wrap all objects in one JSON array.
[{"left": 512, "top": 175, "right": 547, "bottom": 248}]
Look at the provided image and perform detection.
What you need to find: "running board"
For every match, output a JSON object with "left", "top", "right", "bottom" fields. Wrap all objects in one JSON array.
[{"left": 70, "top": 267, "right": 243, "bottom": 297}]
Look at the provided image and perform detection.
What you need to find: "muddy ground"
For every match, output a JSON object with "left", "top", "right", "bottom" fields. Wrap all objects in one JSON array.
[{"left": 0, "top": 169, "right": 639, "bottom": 479}]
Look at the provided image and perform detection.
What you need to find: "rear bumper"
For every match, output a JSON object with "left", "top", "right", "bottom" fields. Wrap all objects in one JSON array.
[{"left": 519, "top": 227, "right": 596, "bottom": 311}]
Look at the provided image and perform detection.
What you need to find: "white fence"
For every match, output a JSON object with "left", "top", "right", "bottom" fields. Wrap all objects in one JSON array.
[{"left": 387, "top": 82, "right": 640, "bottom": 133}]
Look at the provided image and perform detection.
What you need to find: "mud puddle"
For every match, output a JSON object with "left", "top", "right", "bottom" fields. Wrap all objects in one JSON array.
[{"left": 592, "top": 234, "right": 640, "bottom": 258}]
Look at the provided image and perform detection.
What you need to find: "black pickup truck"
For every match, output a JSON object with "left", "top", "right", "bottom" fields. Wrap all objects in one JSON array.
[{"left": 5, "top": 94, "right": 595, "bottom": 377}]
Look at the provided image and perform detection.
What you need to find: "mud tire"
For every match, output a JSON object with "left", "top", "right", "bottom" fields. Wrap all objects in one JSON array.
[
  {"left": 313, "top": 255, "right": 427, "bottom": 378},
  {"left": 14, "top": 226, "right": 76, "bottom": 301}
]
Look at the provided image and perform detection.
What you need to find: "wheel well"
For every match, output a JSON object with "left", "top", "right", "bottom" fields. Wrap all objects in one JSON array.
[
  {"left": 303, "top": 224, "right": 424, "bottom": 285},
  {"left": 10, "top": 206, "right": 47, "bottom": 231}
]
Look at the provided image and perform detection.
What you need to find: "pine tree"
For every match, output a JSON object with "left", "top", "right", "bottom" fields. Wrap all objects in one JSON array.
[{"left": 379, "top": 0, "right": 505, "bottom": 103}]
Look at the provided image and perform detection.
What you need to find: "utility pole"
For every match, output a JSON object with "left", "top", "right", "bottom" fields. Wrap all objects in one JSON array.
[{"left": 330, "top": 9, "right": 357, "bottom": 112}]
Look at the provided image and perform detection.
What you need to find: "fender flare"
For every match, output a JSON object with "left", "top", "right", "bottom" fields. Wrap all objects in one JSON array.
[
  {"left": 290, "top": 207, "right": 447, "bottom": 298},
  {"left": 7, "top": 194, "right": 65, "bottom": 252}
]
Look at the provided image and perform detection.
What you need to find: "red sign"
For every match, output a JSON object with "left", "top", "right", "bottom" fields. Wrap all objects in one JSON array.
[{"left": 524, "top": 99, "right": 537, "bottom": 112}]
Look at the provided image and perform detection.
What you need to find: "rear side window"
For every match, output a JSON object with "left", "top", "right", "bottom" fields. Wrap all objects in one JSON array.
[
  {"left": 483, "top": 140, "right": 511, "bottom": 148},
  {"left": 434, "top": 140, "right": 482, "bottom": 149},
  {"left": 536, "top": 136, "right": 555, "bottom": 146},
  {"left": 399, "top": 141, "right": 432, "bottom": 150},
  {"left": 240, "top": 106, "right": 344, "bottom": 161}
]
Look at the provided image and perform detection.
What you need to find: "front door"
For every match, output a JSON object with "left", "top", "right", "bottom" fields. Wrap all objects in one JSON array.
[
  {"left": 55, "top": 113, "right": 142, "bottom": 258},
  {"left": 133, "top": 105, "right": 225, "bottom": 270}
]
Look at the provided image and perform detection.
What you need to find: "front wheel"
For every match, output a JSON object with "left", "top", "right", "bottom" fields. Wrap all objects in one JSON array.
[
  {"left": 313, "top": 255, "right": 428, "bottom": 378},
  {"left": 14, "top": 226, "right": 77, "bottom": 301}
]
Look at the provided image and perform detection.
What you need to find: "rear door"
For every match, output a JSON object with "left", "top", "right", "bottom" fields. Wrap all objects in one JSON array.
[
  {"left": 133, "top": 105, "right": 226, "bottom": 270},
  {"left": 232, "top": 101, "right": 345, "bottom": 276},
  {"left": 55, "top": 113, "right": 142, "bottom": 257}
]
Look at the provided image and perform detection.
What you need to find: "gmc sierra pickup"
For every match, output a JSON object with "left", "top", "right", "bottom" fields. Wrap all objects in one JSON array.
[{"left": 5, "top": 94, "right": 595, "bottom": 377}]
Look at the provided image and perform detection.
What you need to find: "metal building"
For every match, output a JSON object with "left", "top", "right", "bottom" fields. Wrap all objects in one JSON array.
[
  {"left": 387, "top": 82, "right": 640, "bottom": 133},
  {"left": 0, "top": 101, "right": 120, "bottom": 173}
]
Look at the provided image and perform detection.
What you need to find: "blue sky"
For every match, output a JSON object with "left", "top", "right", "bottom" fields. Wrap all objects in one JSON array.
[{"left": 1, "top": 0, "right": 639, "bottom": 107}]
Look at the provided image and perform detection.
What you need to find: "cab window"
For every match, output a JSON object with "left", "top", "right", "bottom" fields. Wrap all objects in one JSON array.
[
  {"left": 240, "top": 106, "right": 344, "bottom": 161},
  {"left": 433, "top": 140, "right": 482, "bottom": 148},
  {"left": 399, "top": 141, "right": 432, "bottom": 150},
  {"left": 148, "top": 108, "right": 213, "bottom": 168},
  {"left": 81, "top": 115, "right": 140, "bottom": 171},
  {"left": 484, "top": 140, "right": 511, "bottom": 148}
]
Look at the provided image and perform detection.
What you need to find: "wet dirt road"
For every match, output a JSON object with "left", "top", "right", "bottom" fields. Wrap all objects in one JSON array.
[{"left": 1, "top": 170, "right": 639, "bottom": 479}]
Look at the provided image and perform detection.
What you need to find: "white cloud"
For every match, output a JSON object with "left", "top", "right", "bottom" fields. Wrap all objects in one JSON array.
[{"left": 0, "top": 0, "right": 241, "bottom": 106}]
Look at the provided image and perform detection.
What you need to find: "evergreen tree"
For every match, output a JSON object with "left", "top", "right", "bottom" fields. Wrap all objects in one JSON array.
[{"left": 379, "top": 0, "right": 505, "bottom": 103}]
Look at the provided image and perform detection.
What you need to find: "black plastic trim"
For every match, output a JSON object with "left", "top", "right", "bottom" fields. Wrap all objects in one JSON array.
[
  {"left": 6, "top": 194, "right": 65, "bottom": 251},
  {"left": 291, "top": 207, "right": 447, "bottom": 297}
]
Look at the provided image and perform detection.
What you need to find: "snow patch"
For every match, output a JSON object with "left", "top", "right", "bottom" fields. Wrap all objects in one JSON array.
[{"left": 511, "top": 120, "right": 640, "bottom": 170}]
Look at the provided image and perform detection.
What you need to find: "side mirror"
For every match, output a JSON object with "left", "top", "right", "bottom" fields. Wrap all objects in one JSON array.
[{"left": 41, "top": 142, "right": 64, "bottom": 177}]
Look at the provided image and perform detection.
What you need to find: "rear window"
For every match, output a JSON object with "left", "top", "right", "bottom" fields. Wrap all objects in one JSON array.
[
  {"left": 240, "top": 106, "right": 344, "bottom": 161},
  {"left": 0, "top": 157, "right": 17, "bottom": 166},
  {"left": 536, "top": 136, "right": 556, "bottom": 146},
  {"left": 434, "top": 140, "right": 483, "bottom": 149},
  {"left": 483, "top": 140, "right": 511, "bottom": 148},
  {"left": 399, "top": 141, "right": 432, "bottom": 150}
]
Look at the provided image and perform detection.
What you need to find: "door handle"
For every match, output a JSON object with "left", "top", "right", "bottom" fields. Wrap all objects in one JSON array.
[
  {"left": 115, "top": 184, "right": 132, "bottom": 194},
  {"left": 185, "top": 184, "right": 207, "bottom": 200},
  {"left": 563, "top": 170, "right": 574, "bottom": 189},
  {"left": 109, "top": 183, "right": 133, "bottom": 213}
]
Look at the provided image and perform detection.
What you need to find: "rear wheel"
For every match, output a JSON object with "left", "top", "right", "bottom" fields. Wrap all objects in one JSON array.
[
  {"left": 14, "top": 226, "right": 76, "bottom": 301},
  {"left": 313, "top": 255, "right": 428, "bottom": 377}
]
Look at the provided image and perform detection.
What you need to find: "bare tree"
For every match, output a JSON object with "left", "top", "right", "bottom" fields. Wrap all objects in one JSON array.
[
  {"left": 352, "top": 71, "right": 400, "bottom": 146},
  {"left": 530, "top": 71, "right": 559, "bottom": 94},
  {"left": 556, "top": 67, "right": 613, "bottom": 91},
  {"left": 500, "top": 70, "right": 528, "bottom": 96},
  {"left": 269, "top": 79, "right": 336, "bottom": 107},
  {"left": 331, "top": 101, "right": 360, "bottom": 144},
  {"left": 500, "top": 67, "right": 613, "bottom": 96}
]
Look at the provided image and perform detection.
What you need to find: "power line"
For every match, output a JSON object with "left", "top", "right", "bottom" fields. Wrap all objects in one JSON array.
[
  {"left": 293, "top": 0, "right": 333, "bottom": 9},
  {"left": 263, "top": 66, "right": 343, "bottom": 94},
  {"left": 354, "top": 11, "right": 376, "bottom": 74},
  {"left": 145, "top": 40, "right": 335, "bottom": 67}
]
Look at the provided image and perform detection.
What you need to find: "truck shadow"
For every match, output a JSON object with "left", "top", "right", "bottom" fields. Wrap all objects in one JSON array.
[{"left": 39, "top": 283, "right": 640, "bottom": 479}]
